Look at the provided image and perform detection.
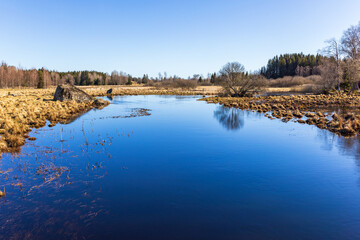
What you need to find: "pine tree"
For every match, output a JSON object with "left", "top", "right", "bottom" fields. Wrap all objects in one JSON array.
[
  {"left": 142, "top": 74, "right": 149, "bottom": 84},
  {"left": 126, "top": 75, "right": 133, "bottom": 85},
  {"left": 37, "top": 69, "right": 44, "bottom": 88},
  {"left": 210, "top": 73, "right": 217, "bottom": 84}
]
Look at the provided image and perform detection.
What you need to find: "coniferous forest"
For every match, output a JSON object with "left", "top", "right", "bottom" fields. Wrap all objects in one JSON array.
[{"left": 260, "top": 53, "right": 323, "bottom": 79}]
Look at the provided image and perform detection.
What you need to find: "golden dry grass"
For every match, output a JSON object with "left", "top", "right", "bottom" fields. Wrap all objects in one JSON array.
[
  {"left": 0, "top": 88, "right": 107, "bottom": 154},
  {"left": 202, "top": 94, "right": 360, "bottom": 137},
  {"left": 80, "top": 85, "right": 221, "bottom": 96},
  {"left": 0, "top": 85, "right": 220, "bottom": 155}
]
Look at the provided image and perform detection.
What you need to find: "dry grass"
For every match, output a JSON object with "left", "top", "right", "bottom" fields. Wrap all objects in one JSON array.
[
  {"left": 268, "top": 76, "right": 322, "bottom": 88},
  {"left": 0, "top": 88, "right": 108, "bottom": 154},
  {"left": 266, "top": 75, "right": 324, "bottom": 94},
  {"left": 79, "top": 85, "right": 221, "bottom": 96},
  {"left": 202, "top": 93, "right": 360, "bottom": 137},
  {"left": 0, "top": 85, "right": 222, "bottom": 155}
]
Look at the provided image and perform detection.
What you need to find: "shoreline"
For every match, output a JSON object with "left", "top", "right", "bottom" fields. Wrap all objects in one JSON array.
[
  {"left": 201, "top": 94, "right": 360, "bottom": 137},
  {"left": 0, "top": 86, "right": 218, "bottom": 155},
  {"left": 2, "top": 85, "right": 360, "bottom": 155},
  {"left": 0, "top": 90, "right": 109, "bottom": 155}
]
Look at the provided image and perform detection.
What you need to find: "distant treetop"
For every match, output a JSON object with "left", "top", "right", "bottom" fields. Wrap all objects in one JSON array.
[{"left": 260, "top": 53, "right": 323, "bottom": 79}]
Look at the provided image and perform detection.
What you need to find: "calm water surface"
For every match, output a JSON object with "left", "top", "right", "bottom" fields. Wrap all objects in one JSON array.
[{"left": 1, "top": 95, "right": 360, "bottom": 239}]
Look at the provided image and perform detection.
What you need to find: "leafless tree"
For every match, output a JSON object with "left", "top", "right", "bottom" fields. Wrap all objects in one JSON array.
[
  {"left": 218, "top": 62, "right": 266, "bottom": 97},
  {"left": 319, "top": 58, "right": 339, "bottom": 91},
  {"left": 320, "top": 38, "right": 342, "bottom": 91},
  {"left": 341, "top": 22, "right": 360, "bottom": 90},
  {"left": 51, "top": 72, "right": 61, "bottom": 86},
  {"left": 341, "top": 22, "right": 360, "bottom": 60},
  {"left": 343, "top": 59, "right": 360, "bottom": 90},
  {"left": 62, "top": 73, "right": 75, "bottom": 85}
]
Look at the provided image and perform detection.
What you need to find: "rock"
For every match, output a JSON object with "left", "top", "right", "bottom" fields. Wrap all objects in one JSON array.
[
  {"left": 106, "top": 88, "right": 113, "bottom": 94},
  {"left": 53, "top": 84, "right": 93, "bottom": 102},
  {"left": 93, "top": 98, "right": 110, "bottom": 109}
]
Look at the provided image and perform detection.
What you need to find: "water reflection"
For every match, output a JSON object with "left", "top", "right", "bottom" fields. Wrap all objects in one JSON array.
[
  {"left": 316, "top": 128, "right": 360, "bottom": 189},
  {"left": 213, "top": 106, "right": 244, "bottom": 131},
  {"left": 2, "top": 96, "right": 360, "bottom": 239},
  {"left": 317, "top": 129, "right": 360, "bottom": 162}
]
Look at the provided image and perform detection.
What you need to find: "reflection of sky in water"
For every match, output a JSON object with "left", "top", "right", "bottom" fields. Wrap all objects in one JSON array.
[{"left": 1, "top": 95, "right": 360, "bottom": 239}]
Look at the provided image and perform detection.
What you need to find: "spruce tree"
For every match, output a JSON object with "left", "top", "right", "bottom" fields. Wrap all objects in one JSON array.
[{"left": 37, "top": 69, "right": 44, "bottom": 88}]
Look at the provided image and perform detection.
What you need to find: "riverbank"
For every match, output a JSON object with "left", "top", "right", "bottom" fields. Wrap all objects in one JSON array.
[
  {"left": 0, "top": 85, "right": 220, "bottom": 155},
  {"left": 0, "top": 85, "right": 221, "bottom": 98},
  {"left": 0, "top": 89, "right": 109, "bottom": 154},
  {"left": 202, "top": 94, "right": 360, "bottom": 137},
  {"left": 2, "top": 85, "right": 360, "bottom": 155}
]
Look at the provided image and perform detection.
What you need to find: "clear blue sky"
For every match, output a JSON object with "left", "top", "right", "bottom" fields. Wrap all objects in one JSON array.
[{"left": 1, "top": 0, "right": 360, "bottom": 78}]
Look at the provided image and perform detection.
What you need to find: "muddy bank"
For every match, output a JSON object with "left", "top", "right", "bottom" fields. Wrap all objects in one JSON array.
[{"left": 201, "top": 94, "right": 360, "bottom": 137}]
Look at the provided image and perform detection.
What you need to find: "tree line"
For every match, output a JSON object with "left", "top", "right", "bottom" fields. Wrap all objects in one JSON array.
[
  {"left": 216, "top": 21, "right": 360, "bottom": 96},
  {"left": 0, "top": 63, "right": 215, "bottom": 89},
  {"left": 1, "top": 21, "right": 359, "bottom": 93},
  {"left": 0, "top": 65, "right": 139, "bottom": 89},
  {"left": 260, "top": 53, "right": 323, "bottom": 79},
  {"left": 319, "top": 21, "right": 360, "bottom": 92}
]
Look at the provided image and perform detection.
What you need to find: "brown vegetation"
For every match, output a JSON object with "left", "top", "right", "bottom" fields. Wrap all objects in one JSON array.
[
  {"left": 148, "top": 79, "right": 198, "bottom": 90},
  {"left": 81, "top": 85, "right": 221, "bottom": 96},
  {"left": 0, "top": 85, "right": 221, "bottom": 155},
  {"left": 268, "top": 75, "right": 322, "bottom": 88},
  {"left": 0, "top": 188, "right": 4, "bottom": 198},
  {"left": 202, "top": 94, "right": 360, "bottom": 137},
  {"left": 217, "top": 62, "right": 266, "bottom": 97},
  {"left": 0, "top": 88, "right": 110, "bottom": 154}
]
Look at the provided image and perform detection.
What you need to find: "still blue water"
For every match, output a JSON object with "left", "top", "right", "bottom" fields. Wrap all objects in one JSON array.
[{"left": 1, "top": 95, "right": 360, "bottom": 239}]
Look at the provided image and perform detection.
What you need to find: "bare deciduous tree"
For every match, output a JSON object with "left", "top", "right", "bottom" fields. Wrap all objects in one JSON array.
[
  {"left": 341, "top": 22, "right": 360, "bottom": 91},
  {"left": 319, "top": 58, "right": 339, "bottom": 91},
  {"left": 320, "top": 38, "right": 342, "bottom": 91},
  {"left": 341, "top": 23, "right": 360, "bottom": 60},
  {"left": 218, "top": 62, "right": 266, "bottom": 97}
]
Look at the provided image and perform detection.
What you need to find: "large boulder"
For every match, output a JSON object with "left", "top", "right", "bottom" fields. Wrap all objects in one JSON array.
[{"left": 53, "top": 84, "right": 93, "bottom": 102}]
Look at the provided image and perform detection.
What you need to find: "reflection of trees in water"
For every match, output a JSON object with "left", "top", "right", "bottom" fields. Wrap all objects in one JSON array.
[
  {"left": 214, "top": 106, "right": 244, "bottom": 131},
  {"left": 316, "top": 130, "right": 336, "bottom": 152},
  {"left": 317, "top": 129, "right": 360, "bottom": 163},
  {"left": 316, "top": 129, "right": 360, "bottom": 187}
]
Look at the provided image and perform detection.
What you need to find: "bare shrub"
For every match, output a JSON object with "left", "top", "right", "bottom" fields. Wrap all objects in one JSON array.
[
  {"left": 269, "top": 76, "right": 321, "bottom": 88},
  {"left": 151, "top": 79, "right": 198, "bottom": 90},
  {"left": 218, "top": 62, "right": 266, "bottom": 97},
  {"left": 292, "top": 85, "right": 322, "bottom": 94}
]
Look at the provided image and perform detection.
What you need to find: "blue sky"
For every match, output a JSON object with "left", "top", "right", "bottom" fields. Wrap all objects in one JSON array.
[{"left": 1, "top": 0, "right": 360, "bottom": 78}]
